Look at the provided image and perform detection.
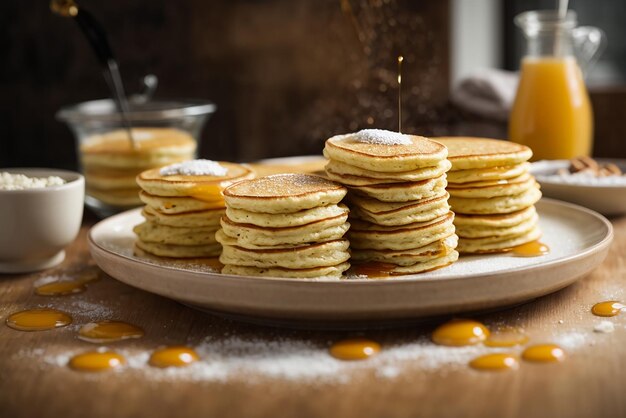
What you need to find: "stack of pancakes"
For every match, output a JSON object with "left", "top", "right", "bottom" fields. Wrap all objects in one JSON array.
[
  {"left": 323, "top": 129, "right": 459, "bottom": 274},
  {"left": 216, "top": 174, "right": 351, "bottom": 278},
  {"left": 435, "top": 137, "right": 541, "bottom": 254},
  {"left": 81, "top": 128, "right": 196, "bottom": 208},
  {"left": 133, "top": 160, "right": 254, "bottom": 258}
]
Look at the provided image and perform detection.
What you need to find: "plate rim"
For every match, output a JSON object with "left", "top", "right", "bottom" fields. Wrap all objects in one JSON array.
[{"left": 88, "top": 197, "right": 613, "bottom": 286}]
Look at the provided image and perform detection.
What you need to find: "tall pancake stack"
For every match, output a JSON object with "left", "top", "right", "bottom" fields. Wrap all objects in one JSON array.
[
  {"left": 323, "top": 129, "right": 459, "bottom": 274},
  {"left": 216, "top": 174, "right": 351, "bottom": 278},
  {"left": 435, "top": 137, "right": 541, "bottom": 254},
  {"left": 134, "top": 160, "right": 254, "bottom": 258}
]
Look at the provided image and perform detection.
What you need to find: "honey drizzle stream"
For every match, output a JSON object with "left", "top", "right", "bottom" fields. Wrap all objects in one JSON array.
[{"left": 397, "top": 55, "right": 403, "bottom": 133}]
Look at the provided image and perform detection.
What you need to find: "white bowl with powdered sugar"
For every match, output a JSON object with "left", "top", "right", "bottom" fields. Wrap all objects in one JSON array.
[
  {"left": 0, "top": 168, "right": 84, "bottom": 273},
  {"left": 531, "top": 159, "right": 626, "bottom": 216}
]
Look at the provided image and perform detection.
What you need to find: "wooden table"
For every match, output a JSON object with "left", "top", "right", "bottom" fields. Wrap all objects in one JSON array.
[{"left": 1, "top": 214, "right": 625, "bottom": 418}]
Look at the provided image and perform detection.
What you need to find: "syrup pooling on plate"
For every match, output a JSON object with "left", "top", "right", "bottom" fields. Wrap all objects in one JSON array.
[
  {"left": 591, "top": 301, "right": 625, "bottom": 317},
  {"left": 330, "top": 338, "right": 381, "bottom": 360},
  {"left": 432, "top": 319, "right": 490, "bottom": 346},
  {"left": 522, "top": 344, "right": 565, "bottom": 363},
  {"left": 78, "top": 320, "right": 144, "bottom": 343},
  {"left": 352, "top": 262, "right": 396, "bottom": 278},
  {"left": 510, "top": 241, "right": 549, "bottom": 257},
  {"left": 149, "top": 346, "right": 200, "bottom": 368},
  {"left": 469, "top": 353, "right": 519, "bottom": 371},
  {"left": 69, "top": 351, "right": 126, "bottom": 372},
  {"left": 34, "top": 267, "right": 101, "bottom": 296},
  {"left": 6, "top": 308, "right": 72, "bottom": 331},
  {"left": 484, "top": 326, "right": 529, "bottom": 347}
]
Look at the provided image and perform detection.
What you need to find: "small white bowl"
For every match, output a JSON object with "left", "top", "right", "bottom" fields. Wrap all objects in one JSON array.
[
  {"left": 530, "top": 159, "right": 626, "bottom": 216},
  {"left": 0, "top": 168, "right": 84, "bottom": 273}
]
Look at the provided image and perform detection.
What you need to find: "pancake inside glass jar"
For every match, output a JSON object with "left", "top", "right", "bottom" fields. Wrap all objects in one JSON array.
[{"left": 57, "top": 98, "right": 215, "bottom": 216}]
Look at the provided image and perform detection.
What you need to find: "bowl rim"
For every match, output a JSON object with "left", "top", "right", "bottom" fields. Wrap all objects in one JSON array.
[
  {"left": 55, "top": 98, "right": 217, "bottom": 123},
  {"left": 0, "top": 168, "right": 84, "bottom": 194}
]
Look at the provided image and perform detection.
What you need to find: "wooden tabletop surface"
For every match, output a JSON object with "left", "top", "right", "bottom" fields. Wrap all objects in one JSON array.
[{"left": 1, "top": 212, "right": 625, "bottom": 418}]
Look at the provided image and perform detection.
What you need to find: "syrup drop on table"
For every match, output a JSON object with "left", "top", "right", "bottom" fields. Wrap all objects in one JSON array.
[
  {"left": 484, "top": 326, "right": 529, "bottom": 347},
  {"left": 35, "top": 281, "right": 87, "bottom": 296},
  {"left": 330, "top": 338, "right": 381, "bottom": 360},
  {"left": 35, "top": 267, "right": 101, "bottom": 296},
  {"left": 591, "top": 301, "right": 625, "bottom": 317},
  {"left": 432, "top": 319, "right": 490, "bottom": 346},
  {"left": 352, "top": 262, "right": 396, "bottom": 278},
  {"left": 149, "top": 346, "right": 200, "bottom": 368},
  {"left": 522, "top": 344, "right": 565, "bottom": 363},
  {"left": 6, "top": 308, "right": 72, "bottom": 331},
  {"left": 69, "top": 351, "right": 126, "bottom": 372},
  {"left": 511, "top": 241, "right": 549, "bottom": 257},
  {"left": 78, "top": 320, "right": 144, "bottom": 343},
  {"left": 469, "top": 353, "right": 519, "bottom": 371}
]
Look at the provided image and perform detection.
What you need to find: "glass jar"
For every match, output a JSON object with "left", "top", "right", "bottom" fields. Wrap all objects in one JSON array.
[
  {"left": 57, "top": 99, "right": 215, "bottom": 217},
  {"left": 509, "top": 10, "right": 605, "bottom": 160}
]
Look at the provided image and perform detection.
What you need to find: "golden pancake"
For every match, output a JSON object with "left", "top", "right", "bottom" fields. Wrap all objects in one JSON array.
[
  {"left": 223, "top": 174, "right": 347, "bottom": 213},
  {"left": 434, "top": 137, "right": 532, "bottom": 170},
  {"left": 456, "top": 226, "right": 542, "bottom": 254},
  {"left": 222, "top": 262, "right": 350, "bottom": 279},
  {"left": 447, "top": 175, "right": 536, "bottom": 199},
  {"left": 448, "top": 186, "right": 541, "bottom": 215},
  {"left": 225, "top": 204, "right": 349, "bottom": 228},
  {"left": 216, "top": 229, "right": 317, "bottom": 250},
  {"left": 135, "top": 240, "right": 221, "bottom": 258},
  {"left": 142, "top": 206, "right": 223, "bottom": 228},
  {"left": 350, "top": 175, "right": 447, "bottom": 202},
  {"left": 455, "top": 212, "right": 539, "bottom": 239},
  {"left": 384, "top": 250, "right": 459, "bottom": 274},
  {"left": 349, "top": 192, "right": 450, "bottom": 226},
  {"left": 446, "top": 163, "right": 529, "bottom": 184},
  {"left": 133, "top": 221, "right": 219, "bottom": 246},
  {"left": 324, "top": 132, "right": 448, "bottom": 172},
  {"left": 81, "top": 128, "right": 194, "bottom": 169},
  {"left": 219, "top": 239, "right": 350, "bottom": 269},
  {"left": 454, "top": 206, "right": 537, "bottom": 228},
  {"left": 219, "top": 215, "right": 350, "bottom": 247},
  {"left": 351, "top": 234, "right": 458, "bottom": 266},
  {"left": 139, "top": 191, "right": 225, "bottom": 214},
  {"left": 325, "top": 159, "right": 452, "bottom": 186},
  {"left": 349, "top": 212, "right": 456, "bottom": 251},
  {"left": 136, "top": 162, "right": 254, "bottom": 198}
]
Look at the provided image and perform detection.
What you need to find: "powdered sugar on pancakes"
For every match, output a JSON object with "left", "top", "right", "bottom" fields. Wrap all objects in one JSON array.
[
  {"left": 351, "top": 129, "right": 413, "bottom": 146},
  {"left": 160, "top": 160, "right": 228, "bottom": 177}
]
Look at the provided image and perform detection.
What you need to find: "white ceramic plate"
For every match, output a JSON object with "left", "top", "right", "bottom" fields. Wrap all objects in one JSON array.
[
  {"left": 531, "top": 159, "right": 626, "bottom": 216},
  {"left": 89, "top": 199, "right": 612, "bottom": 328}
]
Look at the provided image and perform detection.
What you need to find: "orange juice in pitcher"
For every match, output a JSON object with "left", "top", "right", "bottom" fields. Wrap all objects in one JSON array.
[{"left": 509, "top": 11, "right": 605, "bottom": 160}]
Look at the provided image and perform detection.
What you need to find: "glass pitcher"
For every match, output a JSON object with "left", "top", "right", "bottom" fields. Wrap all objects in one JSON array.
[{"left": 509, "top": 10, "right": 605, "bottom": 160}]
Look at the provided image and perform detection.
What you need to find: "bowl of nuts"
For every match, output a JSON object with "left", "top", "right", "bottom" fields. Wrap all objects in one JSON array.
[{"left": 530, "top": 157, "right": 626, "bottom": 216}]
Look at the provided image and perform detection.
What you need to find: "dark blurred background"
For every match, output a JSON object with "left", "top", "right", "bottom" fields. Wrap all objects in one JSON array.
[{"left": 1, "top": 0, "right": 625, "bottom": 170}]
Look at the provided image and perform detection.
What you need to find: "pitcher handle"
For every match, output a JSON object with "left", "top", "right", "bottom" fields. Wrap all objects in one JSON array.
[{"left": 572, "top": 26, "right": 607, "bottom": 77}]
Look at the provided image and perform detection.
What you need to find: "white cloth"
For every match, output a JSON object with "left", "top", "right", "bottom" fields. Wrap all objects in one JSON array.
[{"left": 451, "top": 69, "right": 519, "bottom": 122}]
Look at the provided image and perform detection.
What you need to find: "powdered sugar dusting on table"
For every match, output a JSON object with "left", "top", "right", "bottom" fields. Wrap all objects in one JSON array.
[
  {"left": 160, "top": 160, "right": 227, "bottom": 176},
  {"left": 25, "top": 325, "right": 606, "bottom": 384},
  {"left": 351, "top": 129, "right": 412, "bottom": 146}
]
